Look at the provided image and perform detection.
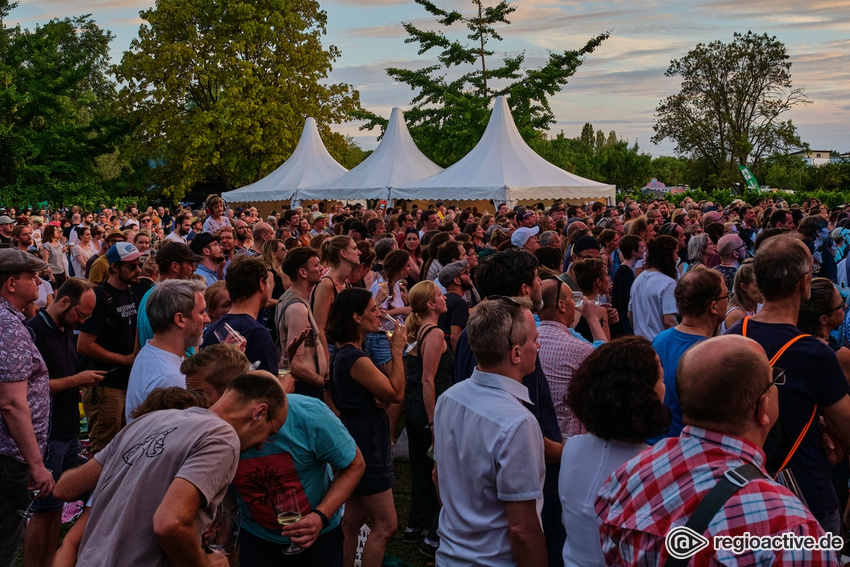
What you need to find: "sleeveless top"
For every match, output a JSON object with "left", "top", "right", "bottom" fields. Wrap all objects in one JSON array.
[
  {"left": 309, "top": 275, "right": 351, "bottom": 312},
  {"left": 404, "top": 325, "right": 455, "bottom": 408}
]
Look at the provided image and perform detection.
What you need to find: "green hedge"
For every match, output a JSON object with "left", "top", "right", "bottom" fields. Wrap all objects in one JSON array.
[{"left": 616, "top": 188, "right": 850, "bottom": 209}]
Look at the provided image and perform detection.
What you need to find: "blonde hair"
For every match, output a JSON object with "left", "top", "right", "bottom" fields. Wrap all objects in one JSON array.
[{"left": 406, "top": 280, "right": 440, "bottom": 342}]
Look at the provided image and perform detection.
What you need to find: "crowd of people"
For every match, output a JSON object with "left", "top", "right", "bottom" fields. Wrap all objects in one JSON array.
[{"left": 2, "top": 193, "right": 850, "bottom": 566}]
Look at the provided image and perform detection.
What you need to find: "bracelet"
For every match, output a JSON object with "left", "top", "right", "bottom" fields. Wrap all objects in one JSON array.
[
  {"left": 311, "top": 509, "right": 330, "bottom": 529},
  {"left": 425, "top": 422, "right": 434, "bottom": 430}
]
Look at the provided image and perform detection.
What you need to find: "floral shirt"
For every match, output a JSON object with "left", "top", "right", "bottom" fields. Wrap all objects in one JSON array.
[{"left": 0, "top": 296, "right": 50, "bottom": 462}]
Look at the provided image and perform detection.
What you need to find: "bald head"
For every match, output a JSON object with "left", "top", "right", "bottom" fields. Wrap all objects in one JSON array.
[
  {"left": 717, "top": 234, "right": 744, "bottom": 259},
  {"left": 252, "top": 222, "right": 274, "bottom": 242},
  {"left": 678, "top": 335, "right": 772, "bottom": 435},
  {"left": 702, "top": 211, "right": 723, "bottom": 226}
]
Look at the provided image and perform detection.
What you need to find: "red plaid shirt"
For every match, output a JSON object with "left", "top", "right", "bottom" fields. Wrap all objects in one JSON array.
[{"left": 595, "top": 426, "right": 838, "bottom": 566}]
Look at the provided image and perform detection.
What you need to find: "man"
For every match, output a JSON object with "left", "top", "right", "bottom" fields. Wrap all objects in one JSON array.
[
  {"left": 418, "top": 209, "right": 441, "bottom": 237},
  {"left": 652, "top": 266, "right": 727, "bottom": 439},
  {"left": 77, "top": 243, "right": 142, "bottom": 453},
  {"left": 87, "top": 229, "right": 126, "bottom": 284},
  {"left": 435, "top": 298, "right": 547, "bottom": 566},
  {"left": 282, "top": 209, "right": 300, "bottom": 236},
  {"left": 232, "top": 391, "right": 365, "bottom": 564},
  {"left": 538, "top": 230, "right": 560, "bottom": 250},
  {"left": 11, "top": 224, "right": 34, "bottom": 252},
  {"left": 191, "top": 233, "right": 223, "bottom": 286},
  {"left": 597, "top": 335, "right": 837, "bottom": 565},
  {"left": 0, "top": 214, "right": 14, "bottom": 245},
  {"left": 239, "top": 222, "right": 273, "bottom": 257},
  {"left": 276, "top": 247, "right": 328, "bottom": 399},
  {"left": 165, "top": 212, "right": 192, "bottom": 244},
  {"left": 54, "top": 372, "right": 287, "bottom": 567},
  {"left": 624, "top": 203, "right": 641, "bottom": 220},
  {"left": 217, "top": 225, "right": 236, "bottom": 274},
  {"left": 347, "top": 220, "right": 369, "bottom": 242},
  {"left": 0, "top": 250, "right": 54, "bottom": 566},
  {"left": 453, "top": 249, "right": 566, "bottom": 566},
  {"left": 769, "top": 208, "right": 796, "bottom": 230},
  {"left": 68, "top": 211, "right": 93, "bottom": 245},
  {"left": 136, "top": 242, "right": 202, "bottom": 348},
  {"left": 511, "top": 226, "right": 540, "bottom": 252},
  {"left": 516, "top": 208, "right": 536, "bottom": 228},
  {"left": 23, "top": 278, "right": 105, "bottom": 567},
  {"left": 714, "top": 233, "right": 746, "bottom": 293},
  {"left": 125, "top": 280, "right": 209, "bottom": 420},
  {"left": 309, "top": 212, "right": 327, "bottom": 237},
  {"left": 537, "top": 276, "right": 595, "bottom": 438},
  {"left": 548, "top": 204, "right": 565, "bottom": 223},
  {"left": 561, "top": 235, "right": 601, "bottom": 286},
  {"left": 202, "top": 257, "right": 278, "bottom": 373},
  {"left": 727, "top": 234, "right": 850, "bottom": 533},
  {"left": 437, "top": 260, "right": 472, "bottom": 353}
]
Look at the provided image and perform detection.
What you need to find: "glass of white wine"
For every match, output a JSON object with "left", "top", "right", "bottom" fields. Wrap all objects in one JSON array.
[
  {"left": 274, "top": 488, "right": 303, "bottom": 555},
  {"left": 380, "top": 313, "right": 398, "bottom": 338},
  {"left": 203, "top": 506, "right": 242, "bottom": 555},
  {"left": 278, "top": 348, "right": 291, "bottom": 379}
]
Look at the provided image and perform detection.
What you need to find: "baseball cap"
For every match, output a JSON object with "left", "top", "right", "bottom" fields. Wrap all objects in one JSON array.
[
  {"left": 311, "top": 212, "right": 326, "bottom": 221},
  {"left": 156, "top": 242, "right": 203, "bottom": 267},
  {"left": 572, "top": 236, "right": 601, "bottom": 256},
  {"left": 0, "top": 249, "right": 49, "bottom": 274},
  {"left": 517, "top": 209, "right": 534, "bottom": 221},
  {"left": 106, "top": 242, "right": 142, "bottom": 265},
  {"left": 511, "top": 226, "right": 540, "bottom": 247},
  {"left": 190, "top": 232, "right": 219, "bottom": 255},
  {"left": 438, "top": 260, "right": 469, "bottom": 287},
  {"left": 0, "top": 215, "right": 14, "bottom": 225}
]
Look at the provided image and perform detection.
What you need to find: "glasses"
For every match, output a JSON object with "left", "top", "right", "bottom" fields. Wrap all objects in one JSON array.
[
  {"left": 714, "top": 291, "right": 734, "bottom": 302},
  {"left": 754, "top": 367, "right": 786, "bottom": 410},
  {"left": 544, "top": 276, "right": 565, "bottom": 306},
  {"left": 825, "top": 302, "right": 846, "bottom": 315},
  {"left": 73, "top": 305, "right": 93, "bottom": 320}
]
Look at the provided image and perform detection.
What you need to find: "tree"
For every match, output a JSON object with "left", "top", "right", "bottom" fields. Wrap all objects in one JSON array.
[
  {"left": 115, "top": 0, "right": 359, "bottom": 199},
  {"left": 0, "top": 1, "right": 132, "bottom": 206},
  {"left": 652, "top": 31, "right": 811, "bottom": 189},
  {"left": 354, "top": 0, "right": 608, "bottom": 167}
]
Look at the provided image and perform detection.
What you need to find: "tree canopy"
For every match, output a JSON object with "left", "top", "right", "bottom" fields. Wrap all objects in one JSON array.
[
  {"left": 0, "top": 1, "right": 134, "bottom": 206},
  {"left": 115, "top": 0, "right": 360, "bottom": 199},
  {"left": 652, "top": 31, "right": 811, "bottom": 189},
  {"left": 354, "top": 0, "right": 608, "bottom": 167}
]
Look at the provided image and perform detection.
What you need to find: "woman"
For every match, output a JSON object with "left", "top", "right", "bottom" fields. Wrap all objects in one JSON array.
[
  {"left": 628, "top": 235, "right": 679, "bottom": 342},
  {"left": 403, "top": 281, "right": 453, "bottom": 553},
  {"left": 598, "top": 229, "right": 620, "bottom": 280},
  {"left": 311, "top": 236, "right": 361, "bottom": 367},
  {"left": 371, "top": 249, "right": 412, "bottom": 320},
  {"left": 204, "top": 281, "right": 232, "bottom": 323},
  {"left": 559, "top": 336, "right": 669, "bottom": 566},
  {"left": 627, "top": 216, "right": 656, "bottom": 243},
  {"left": 71, "top": 227, "right": 94, "bottom": 278},
  {"left": 723, "top": 258, "right": 761, "bottom": 333},
  {"left": 686, "top": 233, "right": 715, "bottom": 271},
  {"left": 798, "top": 278, "right": 850, "bottom": 379},
  {"left": 572, "top": 258, "right": 616, "bottom": 342},
  {"left": 327, "top": 288, "right": 405, "bottom": 567},
  {"left": 41, "top": 224, "right": 67, "bottom": 290},
  {"left": 133, "top": 229, "right": 151, "bottom": 253},
  {"left": 463, "top": 222, "right": 485, "bottom": 253},
  {"left": 402, "top": 228, "right": 424, "bottom": 280},
  {"left": 90, "top": 226, "right": 104, "bottom": 254},
  {"left": 298, "top": 218, "right": 312, "bottom": 247},
  {"left": 261, "top": 238, "right": 289, "bottom": 301}
]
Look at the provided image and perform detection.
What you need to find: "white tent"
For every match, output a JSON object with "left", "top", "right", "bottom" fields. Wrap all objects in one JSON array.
[
  {"left": 221, "top": 117, "right": 347, "bottom": 204},
  {"left": 391, "top": 96, "right": 615, "bottom": 207},
  {"left": 296, "top": 107, "right": 442, "bottom": 202}
]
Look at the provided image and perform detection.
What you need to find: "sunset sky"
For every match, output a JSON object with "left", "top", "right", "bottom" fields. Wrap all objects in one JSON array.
[{"left": 15, "top": 0, "right": 850, "bottom": 158}]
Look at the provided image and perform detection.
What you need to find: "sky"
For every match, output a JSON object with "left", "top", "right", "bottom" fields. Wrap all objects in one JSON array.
[{"left": 13, "top": 0, "right": 850, "bottom": 158}]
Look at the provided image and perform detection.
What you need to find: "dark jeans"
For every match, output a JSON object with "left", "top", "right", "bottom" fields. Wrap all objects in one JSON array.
[
  {"left": 32, "top": 438, "right": 80, "bottom": 513},
  {"left": 238, "top": 523, "right": 343, "bottom": 566},
  {"left": 0, "top": 455, "right": 30, "bottom": 567},
  {"left": 542, "top": 464, "right": 565, "bottom": 567},
  {"left": 404, "top": 394, "right": 440, "bottom": 540}
]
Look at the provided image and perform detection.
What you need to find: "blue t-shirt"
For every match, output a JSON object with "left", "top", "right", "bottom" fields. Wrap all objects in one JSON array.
[
  {"left": 232, "top": 395, "right": 357, "bottom": 544},
  {"left": 726, "top": 318, "right": 849, "bottom": 521},
  {"left": 202, "top": 313, "right": 277, "bottom": 373},
  {"left": 651, "top": 327, "right": 707, "bottom": 441}
]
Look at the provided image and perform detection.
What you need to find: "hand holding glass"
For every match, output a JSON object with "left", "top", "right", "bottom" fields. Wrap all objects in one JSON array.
[
  {"left": 274, "top": 488, "right": 304, "bottom": 555},
  {"left": 204, "top": 507, "right": 242, "bottom": 555}
]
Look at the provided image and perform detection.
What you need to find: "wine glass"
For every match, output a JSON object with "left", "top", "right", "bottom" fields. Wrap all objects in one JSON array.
[
  {"left": 273, "top": 488, "right": 303, "bottom": 555},
  {"left": 572, "top": 291, "right": 584, "bottom": 308},
  {"left": 17, "top": 489, "right": 41, "bottom": 520},
  {"left": 277, "top": 348, "right": 291, "bottom": 379},
  {"left": 204, "top": 506, "right": 242, "bottom": 555},
  {"left": 380, "top": 313, "right": 398, "bottom": 337}
]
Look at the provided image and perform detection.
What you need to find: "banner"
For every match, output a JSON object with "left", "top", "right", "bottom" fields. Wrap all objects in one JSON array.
[{"left": 738, "top": 165, "right": 761, "bottom": 191}]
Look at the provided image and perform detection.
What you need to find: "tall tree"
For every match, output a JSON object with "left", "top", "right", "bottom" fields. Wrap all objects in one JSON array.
[
  {"left": 354, "top": 0, "right": 608, "bottom": 167},
  {"left": 115, "top": 0, "right": 359, "bottom": 199},
  {"left": 0, "top": 2, "right": 128, "bottom": 206},
  {"left": 652, "top": 31, "right": 810, "bottom": 189}
]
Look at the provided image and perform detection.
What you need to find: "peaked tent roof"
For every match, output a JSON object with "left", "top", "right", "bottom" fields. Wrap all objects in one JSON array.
[
  {"left": 221, "top": 117, "right": 347, "bottom": 204},
  {"left": 296, "top": 107, "right": 442, "bottom": 202},
  {"left": 392, "top": 96, "right": 615, "bottom": 204}
]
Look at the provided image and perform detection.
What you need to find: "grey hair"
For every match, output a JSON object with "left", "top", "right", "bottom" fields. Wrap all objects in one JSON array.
[
  {"left": 538, "top": 230, "right": 558, "bottom": 248},
  {"left": 373, "top": 237, "right": 397, "bottom": 262},
  {"left": 467, "top": 296, "right": 533, "bottom": 368},
  {"left": 687, "top": 233, "right": 711, "bottom": 262},
  {"left": 147, "top": 279, "right": 207, "bottom": 334}
]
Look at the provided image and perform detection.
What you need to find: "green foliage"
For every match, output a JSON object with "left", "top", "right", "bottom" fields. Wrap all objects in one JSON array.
[
  {"left": 0, "top": 3, "right": 139, "bottom": 207},
  {"left": 652, "top": 31, "right": 810, "bottom": 188},
  {"left": 354, "top": 0, "right": 608, "bottom": 167},
  {"left": 115, "top": 0, "right": 360, "bottom": 200}
]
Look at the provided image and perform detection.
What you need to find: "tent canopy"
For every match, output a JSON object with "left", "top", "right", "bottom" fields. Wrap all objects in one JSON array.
[
  {"left": 221, "top": 117, "right": 346, "bottom": 204},
  {"left": 296, "top": 107, "right": 442, "bottom": 202},
  {"left": 392, "top": 96, "right": 615, "bottom": 206}
]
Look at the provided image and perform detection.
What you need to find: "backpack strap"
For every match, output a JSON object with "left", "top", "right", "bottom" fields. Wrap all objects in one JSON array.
[{"left": 664, "top": 463, "right": 764, "bottom": 567}]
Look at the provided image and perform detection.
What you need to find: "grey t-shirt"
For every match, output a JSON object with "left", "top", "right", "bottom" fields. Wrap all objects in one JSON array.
[{"left": 78, "top": 407, "right": 240, "bottom": 567}]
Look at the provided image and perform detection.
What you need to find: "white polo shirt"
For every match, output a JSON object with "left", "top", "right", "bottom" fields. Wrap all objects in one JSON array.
[{"left": 434, "top": 369, "right": 545, "bottom": 566}]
